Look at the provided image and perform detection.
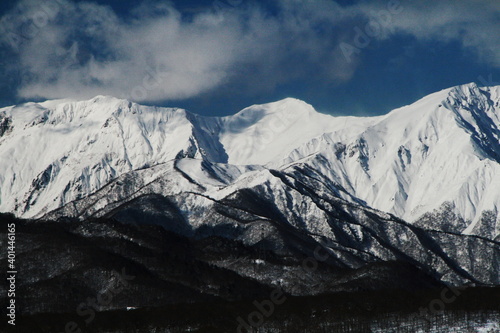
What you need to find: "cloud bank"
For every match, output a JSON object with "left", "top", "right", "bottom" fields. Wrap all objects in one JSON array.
[{"left": 0, "top": 0, "right": 498, "bottom": 104}]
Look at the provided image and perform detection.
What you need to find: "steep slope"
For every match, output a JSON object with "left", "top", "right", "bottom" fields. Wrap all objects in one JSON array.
[
  {"left": 275, "top": 84, "right": 500, "bottom": 237},
  {"left": 1, "top": 84, "right": 500, "bottom": 332},
  {"left": 43, "top": 158, "right": 500, "bottom": 287},
  {"left": 0, "top": 96, "right": 225, "bottom": 218},
  {"left": 0, "top": 84, "right": 499, "bottom": 240}
]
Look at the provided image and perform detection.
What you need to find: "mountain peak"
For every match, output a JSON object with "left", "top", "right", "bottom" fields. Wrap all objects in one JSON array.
[
  {"left": 456, "top": 81, "right": 479, "bottom": 90},
  {"left": 276, "top": 97, "right": 315, "bottom": 109},
  {"left": 229, "top": 97, "right": 316, "bottom": 122},
  {"left": 447, "top": 82, "right": 482, "bottom": 99}
]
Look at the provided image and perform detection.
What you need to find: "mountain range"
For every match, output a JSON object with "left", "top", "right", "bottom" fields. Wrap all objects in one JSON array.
[
  {"left": 1, "top": 83, "right": 499, "bottom": 331},
  {"left": 1, "top": 82, "right": 499, "bottom": 239}
]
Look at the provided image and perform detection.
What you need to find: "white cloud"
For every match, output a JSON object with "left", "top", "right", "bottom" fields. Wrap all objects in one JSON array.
[
  {"left": 354, "top": 0, "right": 500, "bottom": 67},
  {"left": 0, "top": 0, "right": 498, "bottom": 104},
  {"left": 0, "top": 0, "right": 360, "bottom": 103}
]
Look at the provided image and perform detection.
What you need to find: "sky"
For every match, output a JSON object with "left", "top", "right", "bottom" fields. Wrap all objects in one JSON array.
[{"left": 0, "top": 0, "right": 498, "bottom": 117}]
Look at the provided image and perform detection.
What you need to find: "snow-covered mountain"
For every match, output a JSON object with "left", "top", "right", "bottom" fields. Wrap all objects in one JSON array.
[
  {"left": 276, "top": 83, "right": 500, "bottom": 238},
  {"left": 2, "top": 83, "right": 500, "bottom": 322},
  {"left": 38, "top": 156, "right": 498, "bottom": 287},
  {"left": 0, "top": 83, "right": 499, "bottom": 240}
]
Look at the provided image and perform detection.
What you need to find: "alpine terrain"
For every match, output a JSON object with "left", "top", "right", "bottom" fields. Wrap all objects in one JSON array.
[{"left": 1, "top": 82, "right": 499, "bottom": 332}]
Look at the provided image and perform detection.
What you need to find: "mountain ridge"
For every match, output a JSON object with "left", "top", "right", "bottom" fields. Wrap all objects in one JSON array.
[
  {"left": 0, "top": 83, "right": 499, "bottom": 240},
  {"left": 1, "top": 84, "right": 500, "bottom": 327}
]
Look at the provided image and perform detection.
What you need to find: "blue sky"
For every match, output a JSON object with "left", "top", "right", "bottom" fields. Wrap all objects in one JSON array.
[{"left": 0, "top": 0, "right": 498, "bottom": 117}]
